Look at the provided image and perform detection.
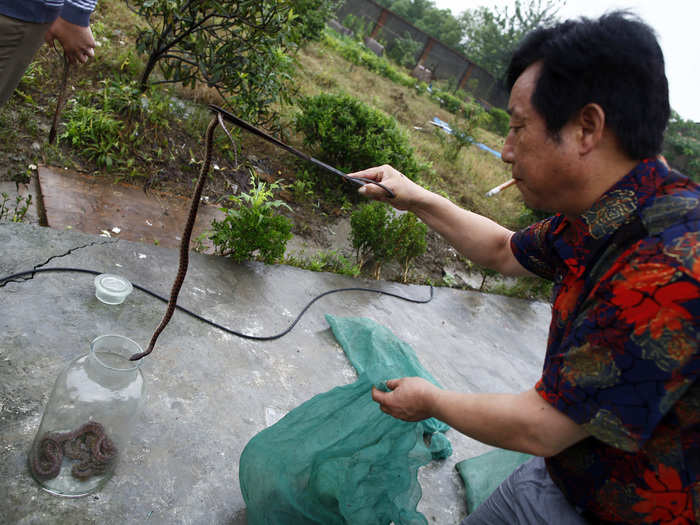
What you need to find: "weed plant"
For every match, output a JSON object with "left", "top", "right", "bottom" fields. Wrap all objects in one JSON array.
[
  {"left": 0, "top": 192, "right": 32, "bottom": 223},
  {"left": 209, "top": 173, "right": 293, "bottom": 264}
]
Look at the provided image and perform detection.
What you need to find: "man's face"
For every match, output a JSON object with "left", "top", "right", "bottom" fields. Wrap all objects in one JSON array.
[{"left": 501, "top": 62, "right": 582, "bottom": 214}]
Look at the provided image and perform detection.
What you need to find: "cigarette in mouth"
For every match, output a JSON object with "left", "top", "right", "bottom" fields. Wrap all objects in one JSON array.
[{"left": 485, "top": 179, "right": 516, "bottom": 197}]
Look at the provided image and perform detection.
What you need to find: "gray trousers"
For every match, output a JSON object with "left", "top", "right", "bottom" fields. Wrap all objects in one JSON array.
[
  {"left": 0, "top": 14, "right": 51, "bottom": 107},
  {"left": 461, "top": 457, "right": 590, "bottom": 525}
]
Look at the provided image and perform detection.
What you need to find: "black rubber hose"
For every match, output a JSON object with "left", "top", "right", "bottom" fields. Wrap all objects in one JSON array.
[{"left": 0, "top": 267, "right": 433, "bottom": 341}]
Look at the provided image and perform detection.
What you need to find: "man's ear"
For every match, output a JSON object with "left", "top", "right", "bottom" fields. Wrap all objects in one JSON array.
[{"left": 576, "top": 103, "right": 606, "bottom": 155}]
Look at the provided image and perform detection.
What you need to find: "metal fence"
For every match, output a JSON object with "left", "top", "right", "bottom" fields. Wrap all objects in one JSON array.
[{"left": 334, "top": 0, "right": 509, "bottom": 109}]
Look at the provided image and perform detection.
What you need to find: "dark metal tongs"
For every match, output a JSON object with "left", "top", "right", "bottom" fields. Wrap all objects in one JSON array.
[{"left": 209, "top": 105, "right": 395, "bottom": 198}]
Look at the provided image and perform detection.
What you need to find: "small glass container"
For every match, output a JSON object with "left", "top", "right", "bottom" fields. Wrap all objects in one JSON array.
[
  {"left": 94, "top": 274, "right": 133, "bottom": 305},
  {"left": 29, "top": 335, "right": 145, "bottom": 497}
]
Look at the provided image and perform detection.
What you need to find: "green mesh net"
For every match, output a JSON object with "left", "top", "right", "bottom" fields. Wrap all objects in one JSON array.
[
  {"left": 239, "top": 316, "right": 452, "bottom": 524},
  {"left": 455, "top": 449, "right": 533, "bottom": 513}
]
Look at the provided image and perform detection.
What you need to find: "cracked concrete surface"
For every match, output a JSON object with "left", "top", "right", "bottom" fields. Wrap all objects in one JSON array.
[{"left": 0, "top": 222, "right": 550, "bottom": 524}]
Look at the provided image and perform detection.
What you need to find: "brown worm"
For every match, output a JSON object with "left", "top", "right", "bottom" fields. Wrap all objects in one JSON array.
[
  {"left": 129, "top": 114, "right": 220, "bottom": 361},
  {"left": 30, "top": 421, "right": 117, "bottom": 481}
]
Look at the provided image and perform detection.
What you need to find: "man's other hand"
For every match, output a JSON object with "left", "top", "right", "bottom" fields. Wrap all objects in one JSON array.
[
  {"left": 371, "top": 377, "right": 439, "bottom": 422},
  {"left": 45, "top": 17, "right": 95, "bottom": 64}
]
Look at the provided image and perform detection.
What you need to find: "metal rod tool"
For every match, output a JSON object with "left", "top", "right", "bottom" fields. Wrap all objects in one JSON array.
[{"left": 209, "top": 104, "right": 394, "bottom": 198}]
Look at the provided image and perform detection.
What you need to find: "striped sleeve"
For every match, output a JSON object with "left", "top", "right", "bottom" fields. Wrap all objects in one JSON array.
[{"left": 61, "top": 0, "right": 97, "bottom": 26}]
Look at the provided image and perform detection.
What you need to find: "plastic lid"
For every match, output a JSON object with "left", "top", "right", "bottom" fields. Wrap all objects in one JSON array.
[{"left": 94, "top": 274, "right": 133, "bottom": 305}]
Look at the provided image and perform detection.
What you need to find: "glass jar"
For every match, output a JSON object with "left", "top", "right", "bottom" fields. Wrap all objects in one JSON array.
[{"left": 29, "top": 334, "right": 145, "bottom": 497}]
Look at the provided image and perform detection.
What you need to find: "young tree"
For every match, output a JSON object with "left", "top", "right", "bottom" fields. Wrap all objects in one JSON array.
[
  {"left": 378, "top": 0, "right": 463, "bottom": 49},
  {"left": 127, "top": 0, "right": 334, "bottom": 123},
  {"left": 459, "top": 0, "right": 563, "bottom": 80}
]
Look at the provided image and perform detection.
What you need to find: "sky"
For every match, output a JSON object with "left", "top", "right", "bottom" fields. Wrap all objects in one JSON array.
[{"left": 432, "top": 0, "right": 700, "bottom": 122}]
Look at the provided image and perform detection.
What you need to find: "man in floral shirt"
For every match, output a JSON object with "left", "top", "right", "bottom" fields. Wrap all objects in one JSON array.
[{"left": 350, "top": 11, "right": 698, "bottom": 525}]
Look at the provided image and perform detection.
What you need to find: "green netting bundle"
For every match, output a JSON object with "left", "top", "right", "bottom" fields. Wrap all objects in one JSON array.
[
  {"left": 239, "top": 316, "right": 452, "bottom": 525},
  {"left": 455, "top": 449, "right": 533, "bottom": 514}
]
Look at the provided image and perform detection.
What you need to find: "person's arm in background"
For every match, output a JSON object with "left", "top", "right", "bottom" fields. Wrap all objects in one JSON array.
[
  {"left": 349, "top": 164, "right": 530, "bottom": 276},
  {"left": 45, "top": 0, "right": 97, "bottom": 64}
]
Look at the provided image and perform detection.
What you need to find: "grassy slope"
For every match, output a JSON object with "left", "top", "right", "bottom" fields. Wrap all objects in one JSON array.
[{"left": 0, "top": 1, "right": 550, "bottom": 299}]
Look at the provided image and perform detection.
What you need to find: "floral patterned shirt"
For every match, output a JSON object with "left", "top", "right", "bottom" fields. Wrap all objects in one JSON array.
[{"left": 511, "top": 158, "right": 699, "bottom": 524}]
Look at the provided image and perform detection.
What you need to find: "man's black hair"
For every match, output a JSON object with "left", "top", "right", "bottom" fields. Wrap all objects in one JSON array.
[{"left": 506, "top": 11, "right": 670, "bottom": 159}]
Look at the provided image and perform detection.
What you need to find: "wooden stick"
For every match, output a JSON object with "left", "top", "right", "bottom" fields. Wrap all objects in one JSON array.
[{"left": 485, "top": 179, "right": 516, "bottom": 197}]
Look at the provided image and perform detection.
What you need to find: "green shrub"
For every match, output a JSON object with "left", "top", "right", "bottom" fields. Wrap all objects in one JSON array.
[
  {"left": 350, "top": 201, "right": 392, "bottom": 271},
  {"left": 295, "top": 93, "right": 426, "bottom": 185},
  {"left": 209, "top": 174, "right": 293, "bottom": 264},
  {"left": 61, "top": 104, "right": 124, "bottom": 169},
  {"left": 321, "top": 31, "right": 415, "bottom": 89},
  {"left": 387, "top": 32, "right": 422, "bottom": 68},
  {"left": 663, "top": 112, "right": 700, "bottom": 182},
  {"left": 350, "top": 202, "right": 427, "bottom": 280},
  {"left": 387, "top": 212, "right": 427, "bottom": 282},
  {"left": 445, "top": 106, "right": 487, "bottom": 161},
  {"left": 485, "top": 107, "right": 510, "bottom": 137},
  {"left": 431, "top": 89, "right": 463, "bottom": 114}
]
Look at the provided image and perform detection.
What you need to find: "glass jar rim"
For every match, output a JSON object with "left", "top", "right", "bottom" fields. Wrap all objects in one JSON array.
[{"left": 90, "top": 334, "right": 143, "bottom": 371}]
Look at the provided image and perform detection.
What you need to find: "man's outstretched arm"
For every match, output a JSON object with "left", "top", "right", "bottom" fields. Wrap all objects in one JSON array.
[
  {"left": 372, "top": 377, "right": 589, "bottom": 457},
  {"left": 350, "top": 164, "right": 530, "bottom": 276}
]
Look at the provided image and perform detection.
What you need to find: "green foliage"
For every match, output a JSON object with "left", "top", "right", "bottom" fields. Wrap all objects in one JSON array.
[
  {"left": 440, "top": 104, "right": 487, "bottom": 161},
  {"left": 488, "top": 275, "right": 553, "bottom": 301},
  {"left": 342, "top": 13, "right": 371, "bottom": 39},
  {"left": 295, "top": 93, "right": 426, "bottom": 186},
  {"left": 285, "top": 249, "right": 361, "bottom": 277},
  {"left": 322, "top": 31, "right": 416, "bottom": 89},
  {"left": 482, "top": 107, "right": 510, "bottom": 137},
  {"left": 61, "top": 103, "right": 124, "bottom": 169},
  {"left": 129, "top": 0, "right": 335, "bottom": 124},
  {"left": 431, "top": 89, "right": 462, "bottom": 114},
  {"left": 387, "top": 32, "right": 422, "bottom": 68},
  {"left": 387, "top": 212, "right": 427, "bottom": 282},
  {"left": 512, "top": 204, "right": 551, "bottom": 230},
  {"left": 350, "top": 201, "right": 393, "bottom": 270},
  {"left": 350, "top": 202, "right": 427, "bottom": 280},
  {"left": 377, "top": 0, "right": 463, "bottom": 49},
  {"left": 663, "top": 111, "right": 700, "bottom": 182},
  {"left": 209, "top": 173, "right": 293, "bottom": 263},
  {"left": 459, "top": 0, "right": 564, "bottom": 80},
  {"left": 0, "top": 192, "right": 32, "bottom": 223}
]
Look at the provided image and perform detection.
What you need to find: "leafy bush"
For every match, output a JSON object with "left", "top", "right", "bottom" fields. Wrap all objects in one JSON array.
[
  {"left": 342, "top": 14, "right": 371, "bottom": 39},
  {"left": 387, "top": 212, "right": 427, "bottom": 282},
  {"left": 295, "top": 93, "right": 426, "bottom": 185},
  {"left": 350, "top": 201, "right": 427, "bottom": 280},
  {"left": 485, "top": 107, "right": 510, "bottom": 137},
  {"left": 209, "top": 174, "right": 293, "bottom": 264},
  {"left": 431, "top": 89, "right": 463, "bottom": 114},
  {"left": 61, "top": 104, "right": 124, "bottom": 169},
  {"left": 447, "top": 104, "right": 488, "bottom": 160},
  {"left": 387, "top": 32, "right": 422, "bottom": 68},
  {"left": 663, "top": 111, "right": 700, "bottom": 182},
  {"left": 322, "top": 31, "right": 416, "bottom": 89}
]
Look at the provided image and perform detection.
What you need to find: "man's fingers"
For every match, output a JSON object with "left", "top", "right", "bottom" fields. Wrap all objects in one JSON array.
[
  {"left": 385, "top": 378, "right": 400, "bottom": 390},
  {"left": 371, "top": 386, "right": 386, "bottom": 403}
]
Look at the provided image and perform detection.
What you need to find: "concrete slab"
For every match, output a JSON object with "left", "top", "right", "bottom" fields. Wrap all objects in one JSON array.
[
  {"left": 0, "top": 222, "right": 550, "bottom": 524},
  {"left": 35, "top": 166, "right": 226, "bottom": 253}
]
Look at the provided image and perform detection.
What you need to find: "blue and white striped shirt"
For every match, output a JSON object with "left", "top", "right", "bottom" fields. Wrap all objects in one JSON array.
[{"left": 0, "top": 0, "right": 98, "bottom": 27}]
